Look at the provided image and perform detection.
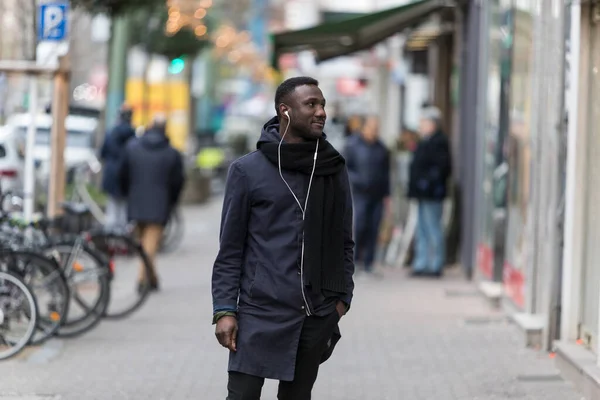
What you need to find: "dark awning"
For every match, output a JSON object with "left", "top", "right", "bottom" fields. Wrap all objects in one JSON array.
[{"left": 271, "top": 0, "right": 450, "bottom": 67}]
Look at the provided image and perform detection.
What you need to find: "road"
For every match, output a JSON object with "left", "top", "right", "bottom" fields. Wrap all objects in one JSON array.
[{"left": 0, "top": 197, "right": 584, "bottom": 399}]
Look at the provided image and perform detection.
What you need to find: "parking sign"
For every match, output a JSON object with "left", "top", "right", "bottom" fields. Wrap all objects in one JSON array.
[{"left": 39, "top": 3, "right": 69, "bottom": 41}]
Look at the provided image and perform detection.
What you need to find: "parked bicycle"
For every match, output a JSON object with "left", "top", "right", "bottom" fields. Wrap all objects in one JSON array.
[
  {"left": 68, "top": 160, "right": 184, "bottom": 254},
  {"left": 0, "top": 195, "right": 155, "bottom": 360},
  {"left": 0, "top": 271, "right": 38, "bottom": 360}
]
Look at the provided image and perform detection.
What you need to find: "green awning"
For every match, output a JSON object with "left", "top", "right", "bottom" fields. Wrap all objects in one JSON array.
[
  {"left": 321, "top": 12, "right": 367, "bottom": 22},
  {"left": 271, "top": 0, "right": 449, "bottom": 68}
]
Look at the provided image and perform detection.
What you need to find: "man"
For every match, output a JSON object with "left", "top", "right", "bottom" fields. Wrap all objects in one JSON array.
[
  {"left": 212, "top": 76, "right": 355, "bottom": 400},
  {"left": 345, "top": 116, "right": 390, "bottom": 276},
  {"left": 344, "top": 114, "right": 364, "bottom": 138},
  {"left": 408, "top": 106, "right": 452, "bottom": 277},
  {"left": 100, "top": 104, "right": 135, "bottom": 229},
  {"left": 120, "top": 115, "right": 185, "bottom": 290}
]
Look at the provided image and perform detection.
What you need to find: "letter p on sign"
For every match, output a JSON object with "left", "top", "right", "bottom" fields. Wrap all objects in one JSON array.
[{"left": 39, "top": 3, "right": 68, "bottom": 41}]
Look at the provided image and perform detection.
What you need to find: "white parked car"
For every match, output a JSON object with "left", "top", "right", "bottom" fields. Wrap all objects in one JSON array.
[
  {"left": 4, "top": 112, "right": 99, "bottom": 180},
  {"left": 0, "top": 126, "right": 25, "bottom": 193}
]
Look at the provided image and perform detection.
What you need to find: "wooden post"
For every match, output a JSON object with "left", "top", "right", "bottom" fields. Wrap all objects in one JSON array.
[{"left": 47, "top": 54, "right": 70, "bottom": 218}]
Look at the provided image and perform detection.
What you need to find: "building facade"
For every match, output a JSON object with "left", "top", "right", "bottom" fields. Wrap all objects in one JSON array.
[
  {"left": 473, "top": 0, "right": 565, "bottom": 349},
  {"left": 556, "top": 1, "right": 600, "bottom": 397},
  {"left": 0, "top": 0, "right": 38, "bottom": 122}
]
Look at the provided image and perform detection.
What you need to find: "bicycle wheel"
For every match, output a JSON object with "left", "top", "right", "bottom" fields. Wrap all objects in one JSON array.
[
  {"left": 0, "top": 271, "right": 37, "bottom": 360},
  {"left": 0, "top": 191, "right": 24, "bottom": 213},
  {"left": 160, "top": 209, "right": 184, "bottom": 254},
  {"left": 88, "top": 231, "right": 152, "bottom": 319},
  {"left": 43, "top": 240, "right": 111, "bottom": 338},
  {"left": 1, "top": 250, "right": 70, "bottom": 345}
]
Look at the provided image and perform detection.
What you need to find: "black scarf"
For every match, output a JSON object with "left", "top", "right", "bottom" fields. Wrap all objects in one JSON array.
[{"left": 258, "top": 136, "right": 347, "bottom": 295}]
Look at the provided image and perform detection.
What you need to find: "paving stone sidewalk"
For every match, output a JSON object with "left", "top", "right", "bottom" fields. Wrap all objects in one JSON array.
[{"left": 0, "top": 198, "right": 585, "bottom": 400}]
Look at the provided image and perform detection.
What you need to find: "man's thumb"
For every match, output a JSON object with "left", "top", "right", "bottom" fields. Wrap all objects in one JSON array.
[{"left": 231, "top": 326, "right": 238, "bottom": 351}]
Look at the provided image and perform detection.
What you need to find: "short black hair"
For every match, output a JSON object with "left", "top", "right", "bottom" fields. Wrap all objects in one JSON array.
[
  {"left": 274, "top": 76, "right": 319, "bottom": 114},
  {"left": 119, "top": 105, "right": 133, "bottom": 122}
]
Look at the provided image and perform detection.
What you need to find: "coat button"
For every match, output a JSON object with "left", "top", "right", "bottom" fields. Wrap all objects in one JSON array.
[
  {"left": 301, "top": 306, "right": 305, "bottom": 310},
  {"left": 297, "top": 271, "right": 301, "bottom": 275}
]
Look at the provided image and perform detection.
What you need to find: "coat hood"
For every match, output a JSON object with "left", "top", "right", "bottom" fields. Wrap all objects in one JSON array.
[
  {"left": 256, "top": 116, "right": 283, "bottom": 148},
  {"left": 112, "top": 121, "right": 135, "bottom": 145},
  {"left": 141, "top": 128, "right": 170, "bottom": 149},
  {"left": 256, "top": 116, "right": 327, "bottom": 148}
]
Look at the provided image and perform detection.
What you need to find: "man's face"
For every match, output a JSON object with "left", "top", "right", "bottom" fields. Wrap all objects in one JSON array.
[
  {"left": 419, "top": 118, "right": 436, "bottom": 137},
  {"left": 362, "top": 117, "right": 379, "bottom": 142},
  {"left": 286, "top": 85, "right": 327, "bottom": 140}
]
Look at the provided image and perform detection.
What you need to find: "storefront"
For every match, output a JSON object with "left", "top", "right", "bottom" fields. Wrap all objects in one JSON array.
[
  {"left": 560, "top": 0, "right": 600, "bottom": 354},
  {"left": 526, "top": 0, "right": 565, "bottom": 349},
  {"left": 501, "top": 1, "right": 534, "bottom": 310},
  {"left": 576, "top": 6, "right": 600, "bottom": 354},
  {"left": 476, "top": 0, "right": 512, "bottom": 284},
  {"left": 476, "top": 0, "right": 565, "bottom": 347},
  {"left": 557, "top": 2, "right": 600, "bottom": 396}
]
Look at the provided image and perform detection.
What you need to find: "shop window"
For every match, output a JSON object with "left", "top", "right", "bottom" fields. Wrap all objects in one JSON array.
[{"left": 502, "top": 1, "right": 534, "bottom": 310}]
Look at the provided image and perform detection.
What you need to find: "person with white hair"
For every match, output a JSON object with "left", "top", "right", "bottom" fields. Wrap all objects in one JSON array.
[{"left": 408, "top": 106, "right": 452, "bottom": 277}]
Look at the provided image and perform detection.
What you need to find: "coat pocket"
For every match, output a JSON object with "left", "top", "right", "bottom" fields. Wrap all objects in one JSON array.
[{"left": 249, "top": 263, "right": 278, "bottom": 306}]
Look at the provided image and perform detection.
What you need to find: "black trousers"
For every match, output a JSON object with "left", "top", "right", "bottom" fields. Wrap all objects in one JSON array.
[{"left": 226, "top": 311, "right": 340, "bottom": 400}]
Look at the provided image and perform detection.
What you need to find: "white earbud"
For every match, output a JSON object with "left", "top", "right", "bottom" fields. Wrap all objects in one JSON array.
[{"left": 284, "top": 110, "right": 290, "bottom": 118}]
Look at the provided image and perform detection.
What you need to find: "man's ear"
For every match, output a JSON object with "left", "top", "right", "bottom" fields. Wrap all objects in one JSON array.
[{"left": 278, "top": 103, "right": 289, "bottom": 118}]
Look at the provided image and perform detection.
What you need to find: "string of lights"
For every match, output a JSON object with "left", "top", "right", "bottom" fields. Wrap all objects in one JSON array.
[
  {"left": 165, "top": 0, "right": 212, "bottom": 37},
  {"left": 163, "top": 0, "right": 275, "bottom": 83}
]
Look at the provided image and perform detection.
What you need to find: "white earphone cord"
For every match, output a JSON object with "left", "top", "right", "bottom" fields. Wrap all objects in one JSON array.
[{"left": 278, "top": 117, "right": 319, "bottom": 317}]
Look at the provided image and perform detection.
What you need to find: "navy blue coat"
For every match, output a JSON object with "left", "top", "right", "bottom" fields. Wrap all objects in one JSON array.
[
  {"left": 212, "top": 120, "right": 355, "bottom": 381},
  {"left": 408, "top": 131, "right": 452, "bottom": 201},
  {"left": 119, "top": 129, "right": 185, "bottom": 225},
  {"left": 100, "top": 121, "right": 135, "bottom": 198},
  {"left": 344, "top": 134, "right": 391, "bottom": 200}
]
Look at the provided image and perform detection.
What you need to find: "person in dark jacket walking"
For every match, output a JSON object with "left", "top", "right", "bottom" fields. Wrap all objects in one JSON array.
[
  {"left": 345, "top": 116, "right": 390, "bottom": 275},
  {"left": 100, "top": 105, "right": 135, "bottom": 229},
  {"left": 120, "top": 115, "right": 185, "bottom": 290},
  {"left": 212, "top": 76, "right": 355, "bottom": 400},
  {"left": 408, "top": 106, "right": 452, "bottom": 277}
]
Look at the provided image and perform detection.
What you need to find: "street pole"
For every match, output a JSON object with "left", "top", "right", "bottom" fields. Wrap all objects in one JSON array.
[
  {"left": 47, "top": 54, "right": 70, "bottom": 218},
  {"left": 104, "top": 14, "right": 130, "bottom": 128},
  {"left": 23, "top": 76, "right": 38, "bottom": 221}
]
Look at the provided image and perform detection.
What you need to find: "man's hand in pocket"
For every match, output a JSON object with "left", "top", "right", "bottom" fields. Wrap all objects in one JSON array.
[{"left": 335, "top": 301, "right": 347, "bottom": 319}]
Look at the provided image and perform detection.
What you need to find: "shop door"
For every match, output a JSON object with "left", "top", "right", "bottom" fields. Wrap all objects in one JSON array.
[{"left": 579, "top": 8, "right": 600, "bottom": 353}]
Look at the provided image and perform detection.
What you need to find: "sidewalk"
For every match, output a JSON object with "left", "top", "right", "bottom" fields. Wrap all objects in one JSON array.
[{"left": 0, "top": 198, "right": 584, "bottom": 400}]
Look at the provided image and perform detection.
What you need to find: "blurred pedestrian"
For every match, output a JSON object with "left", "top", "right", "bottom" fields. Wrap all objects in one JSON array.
[
  {"left": 119, "top": 114, "right": 185, "bottom": 291},
  {"left": 408, "top": 106, "right": 452, "bottom": 277},
  {"left": 100, "top": 104, "right": 135, "bottom": 229},
  {"left": 212, "top": 76, "right": 355, "bottom": 400},
  {"left": 345, "top": 115, "right": 390, "bottom": 276},
  {"left": 397, "top": 127, "right": 419, "bottom": 153},
  {"left": 344, "top": 114, "right": 363, "bottom": 138}
]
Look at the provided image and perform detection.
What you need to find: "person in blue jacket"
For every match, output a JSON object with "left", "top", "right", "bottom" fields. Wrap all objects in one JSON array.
[
  {"left": 119, "top": 115, "right": 185, "bottom": 291},
  {"left": 100, "top": 105, "right": 135, "bottom": 229},
  {"left": 408, "top": 106, "right": 452, "bottom": 277},
  {"left": 211, "top": 76, "right": 355, "bottom": 400},
  {"left": 345, "top": 115, "right": 390, "bottom": 276}
]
